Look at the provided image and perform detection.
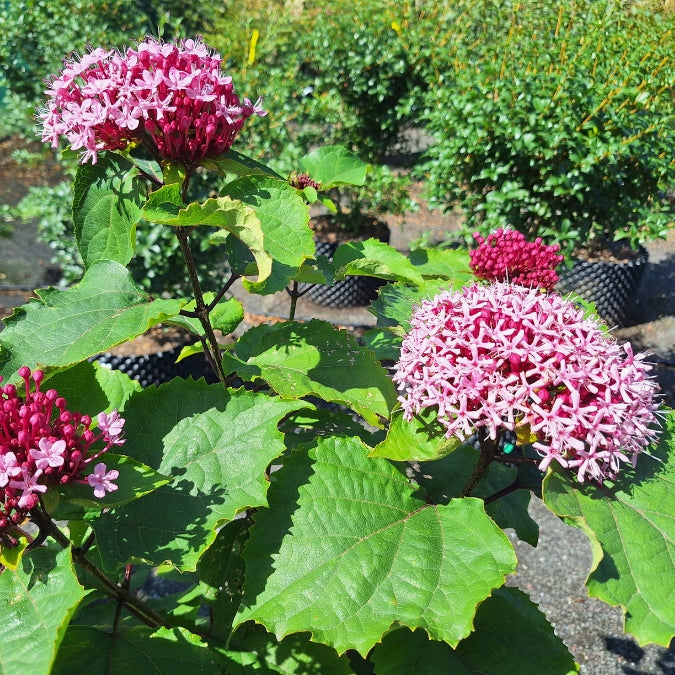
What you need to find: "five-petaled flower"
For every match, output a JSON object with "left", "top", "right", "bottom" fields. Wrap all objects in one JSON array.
[
  {"left": 87, "top": 463, "right": 120, "bottom": 499},
  {"left": 393, "top": 282, "right": 661, "bottom": 483},
  {"left": 39, "top": 36, "right": 266, "bottom": 165}
]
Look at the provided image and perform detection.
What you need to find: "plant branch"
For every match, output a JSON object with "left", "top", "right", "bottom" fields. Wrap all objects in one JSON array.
[
  {"left": 459, "top": 429, "right": 500, "bottom": 497},
  {"left": 30, "top": 506, "right": 171, "bottom": 630},
  {"left": 175, "top": 226, "right": 227, "bottom": 386},
  {"left": 483, "top": 479, "right": 523, "bottom": 505}
]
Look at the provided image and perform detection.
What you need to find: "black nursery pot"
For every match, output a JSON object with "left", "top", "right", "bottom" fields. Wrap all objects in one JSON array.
[
  {"left": 303, "top": 216, "right": 391, "bottom": 309},
  {"left": 555, "top": 246, "right": 648, "bottom": 327},
  {"left": 93, "top": 345, "right": 218, "bottom": 388}
]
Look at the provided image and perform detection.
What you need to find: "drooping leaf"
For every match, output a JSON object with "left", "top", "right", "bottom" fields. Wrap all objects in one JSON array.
[
  {"left": 224, "top": 175, "right": 315, "bottom": 294},
  {"left": 72, "top": 152, "right": 146, "bottom": 268},
  {"left": 223, "top": 319, "right": 397, "bottom": 427},
  {"left": 361, "top": 327, "right": 403, "bottom": 361},
  {"left": 370, "top": 407, "right": 462, "bottom": 462},
  {"left": 298, "top": 145, "right": 369, "bottom": 189},
  {"left": 543, "top": 410, "right": 675, "bottom": 646},
  {"left": 370, "top": 588, "right": 578, "bottom": 674},
  {"left": 411, "top": 444, "right": 539, "bottom": 547},
  {"left": 333, "top": 238, "right": 425, "bottom": 286},
  {"left": 0, "top": 546, "right": 84, "bottom": 675},
  {"left": 143, "top": 191, "right": 272, "bottom": 284},
  {"left": 235, "top": 436, "right": 517, "bottom": 656},
  {"left": 90, "top": 378, "right": 305, "bottom": 571},
  {"left": 0, "top": 261, "right": 181, "bottom": 381},
  {"left": 52, "top": 626, "right": 222, "bottom": 674}
]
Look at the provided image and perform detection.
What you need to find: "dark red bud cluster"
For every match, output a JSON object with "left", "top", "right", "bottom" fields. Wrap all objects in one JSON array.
[
  {"left": 469, "top": 229, "right": 564, "bottom": 291},
  {"left": 289, "top": 172, "right": 321, "bottom": 191}
]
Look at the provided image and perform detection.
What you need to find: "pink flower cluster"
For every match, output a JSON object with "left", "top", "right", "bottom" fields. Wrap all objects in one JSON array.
[
  {"left": 393, "top": 283, "right": 661, "bottom": 483},
  {"left": 470, "top": 229, "right": 564, "bottom": 291},
  {"left": 39, "top": 37, "right": 266, "bottom": 165},
  {"left": 0, "top": 367, "right": 124, "bottom": 538}
]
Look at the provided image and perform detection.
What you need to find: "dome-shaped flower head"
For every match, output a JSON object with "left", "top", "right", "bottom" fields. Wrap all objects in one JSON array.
[
  {"left": 393, "top": 282, "right": 661, "bottom": 483},
  {"left": 39, "top": 37, "right": 266, "bottom": 165},
  {"left": 470, "top": 229, "right": 564, "bottom": 291},
  {"left": 0, "top": 367, "right": 125, "bottom": 541}
]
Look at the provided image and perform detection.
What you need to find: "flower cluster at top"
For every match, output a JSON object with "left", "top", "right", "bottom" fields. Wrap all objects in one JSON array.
[
  {"left": 0, "top": 367, "right": 124, "bottom": 540},
  {"left": 393, "top": 282, "right": 661, "bottom": 483},
  {"left": 39, "top": 37, "right": 266, "bottom": 165},
  {"left": 470, "top": 229, "right": 564, "bottom": 291}
]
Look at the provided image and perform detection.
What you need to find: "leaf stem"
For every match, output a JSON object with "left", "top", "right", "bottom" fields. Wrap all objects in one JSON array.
[{"left": 175, "top": 226, "right": 227, "bottom": 386}]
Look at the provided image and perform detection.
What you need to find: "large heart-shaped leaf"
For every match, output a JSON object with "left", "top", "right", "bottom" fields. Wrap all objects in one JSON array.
[
  {"left": 0, "top": 261, "right": 181, "bottom": 381},
  {"left": 53, "top": 626, "right": 222, "bottom": 674},
  {"left": 90, "top": 378, "right": 305, "bottom": 571},
  {"left": 235, "top": 436, "right": 516, "bottom": 655},
  {"left": 0, "top": 546, "right": 84, "bottom": 675},
  {"left": 73, "top": 152, "right": 146, "bottom": 268},
  {"left": 543, "top": 409, "right": 675, "bottom": 646},
  {"left": 224, "top": 319, "right": 397, "bottom": 427},
  {"left": 370, "top": 588, "right": 578, "bottom": 674}
]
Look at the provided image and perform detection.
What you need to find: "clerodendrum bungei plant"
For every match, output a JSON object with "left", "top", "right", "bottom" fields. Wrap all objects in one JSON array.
[{"left": 0, "top": 37, "right": 673, "bottom": 674}]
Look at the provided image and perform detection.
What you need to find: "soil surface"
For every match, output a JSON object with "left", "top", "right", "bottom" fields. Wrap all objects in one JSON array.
[{"left": 1, "top": 134, "right": 674, "bottom": 673}]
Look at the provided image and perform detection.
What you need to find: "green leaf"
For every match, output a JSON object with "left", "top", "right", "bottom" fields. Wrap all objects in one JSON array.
[
  {"left": 371, "top": 588, "right": 578, "bottom": 674},
  {"left": 298, "top": 145, "right": 369, "bottom": 189},
  {"left": 222, "top": 623, "right": 354, "bottom": 673},
  {"left": 43, "top": 360, "right": 141, "bottom": 419},
  {"left": 202, "top": 148, "right": 283, "bottom": 179},
  {"left": 0, "top": 546, "right": 84, "bottom": 675},
  {"left": 224, "top": 175, "right": 315, "bottom": 294},
  {"left": 408, "top": 247, "right": 473, "bottom": 282},
  {"left": 369, "top": 279, "right": 453, "bottom": 331},
  {"left": 90, "top": 378, "right": 304, "bottom": 571},
  {"left": 143, "top": 192, "right": 272, "bottom": 285},
  {"left": 542, "top": 410, "right": 675, "bottom": 646},
  {"left": 0, "top": 261, "right": 181, "bottom": 381},
  {"left": 59, "top": 454, "right": 170, "bottom": 509},
  {"left": 73, "top": 152, "right": 146, "bottom": 268},
  {"left": 361, "top": 327, "right": 402, "bottom": 361},
  {"left": 224, "top": 320, "right": 397, "bottom": 427},
  {"left": 234, "top": 436, "right": 517, "bottom": 655},
  {"left": 371, "top": 407, "right": 462, "bottom": 462},
  {"left": 333, "top": 238, "right": 425, "bottom": 286},
  {"left": 412, "top": 445, "right": 539, "bottom": 547},
  {"left": 53, "top": 626, "right": 222, "bottom": 674},
  {"left": 142, "top": 183, "right": 184, "bottom": 222}
]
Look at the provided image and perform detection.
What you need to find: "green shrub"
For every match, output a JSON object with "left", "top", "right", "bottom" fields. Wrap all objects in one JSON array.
[{"left": 416, "top": 0, "right": 675, "bottom": 257}]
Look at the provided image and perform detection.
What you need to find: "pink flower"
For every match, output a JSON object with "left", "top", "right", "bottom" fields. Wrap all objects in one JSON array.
[
  {"left": 87, "top": 463, "right": 120, "bottom": 499},
  {"left": 39, "top": 37, "right": 266, "bottom": 165},
  {"left": 470, "top": 229, "right": 564, "bottom": 291},
  {"left": 97, "top": 410, "right": 125, "bottom": 445},
  {"left": 393, "top": 282, "right": 661, "bottom": 483},
  {"left": 30, "top": 438, "right": 66, "bottom": 470}
]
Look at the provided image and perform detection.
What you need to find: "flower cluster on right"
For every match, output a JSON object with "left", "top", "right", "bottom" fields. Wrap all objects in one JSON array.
[{"left": 394, "top": 271, "right": 661, "bottom": 483}]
